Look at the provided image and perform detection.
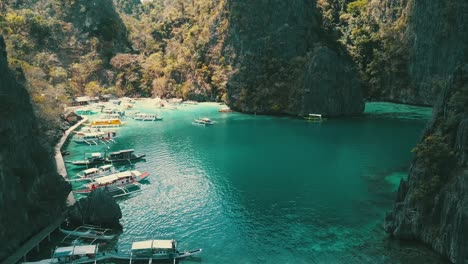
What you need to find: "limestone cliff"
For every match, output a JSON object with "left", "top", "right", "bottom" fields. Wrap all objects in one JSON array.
[
  {"left": 0, "top": 35, "right": 70, "bottom": 261},
  {"left": 384, "top": 65, "right": 468, "bottom": 263},
  {"left": 321, "top": 0, "right": 468, "bottom": 106},
  {"left": 225, "top": 0, "right": 364, "bottom": 116}
]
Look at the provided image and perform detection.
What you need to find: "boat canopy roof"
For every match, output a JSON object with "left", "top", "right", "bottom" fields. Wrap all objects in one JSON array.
[
  {"left": 109, "top": 149, "right": 134, "bottom": 155},
  {"left": 90, "top": 153, "right": 102, "bottom": 158},
  {"left": 308, "top": 114, "right": 322, "bottom": 117},
  {"left": 53, "top": 245, "right": 97, "bottom": 258},
  {"left": 99, "top": 164, "right": 113, "bottom": 170},
  {"left": 132, "top": 240, "right": 174, "bottom": 250},
  {"left": 83, "top": 168, "right": 99, "bottom": 174},
  {"left": 93, "top": 170, "right": 140, "bottom": 184}
]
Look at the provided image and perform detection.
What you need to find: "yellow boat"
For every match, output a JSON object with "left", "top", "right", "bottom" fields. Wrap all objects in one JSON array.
[{"left": 88, "top": 119, "right": 124, "bottom": 128}]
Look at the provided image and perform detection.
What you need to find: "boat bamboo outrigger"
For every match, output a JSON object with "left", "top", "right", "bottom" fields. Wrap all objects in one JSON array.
[
  {"left": 110, "top": 239, "right": 202, "bottom": 263},
  {"left": 22, "top": 244, "right": 110, "bottom": 264}
]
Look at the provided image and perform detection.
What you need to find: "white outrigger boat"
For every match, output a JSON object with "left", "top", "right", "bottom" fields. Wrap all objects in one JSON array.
[
  {"left": 133, "top": 113, "right": 162, "bottom": 121},
  {"left": 73, "top": 131, "right": 117, "bottom": 145},
  {"left": 110, "top": 239, "right": 202, "bottom": 263},
  {"left": 192, "top": 117, "right": 216, "bottom": 126},
  {"left": 59, "top": 225, "right": 116, "bottom": 241},
  {"left": 22, "top": 244, "right": 110, "bottom": 264},
  {"left": 76, "top": 165, "right": 115, "bottom": 179},
  {"left": 73, "top": 170, "right": 149, "bottom": 197}
]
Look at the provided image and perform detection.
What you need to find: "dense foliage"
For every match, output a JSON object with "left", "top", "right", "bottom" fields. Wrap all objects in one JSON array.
[{"left": 0, "top": 0, "right": 231, "bottom": 128}]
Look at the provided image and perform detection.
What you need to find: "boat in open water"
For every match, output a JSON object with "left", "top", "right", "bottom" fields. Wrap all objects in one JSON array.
[
  {"left": 303, "top": 113, "right": 323, "bottom": 122},
  {"left": 133, "top": 113, "right": 162, "bottom": 121},
  {"left": 111, "top": 239, "right": 202, "bottom": 262},
  {"left": 192, "top": 117, "right": 216, "bottom": 126},
  {"left": 73, "top": 170, "right": 149, "bottom": 196},
  {"left": 22, "top": 244, "right": 110, "bottom": 264},
  {"left": 69, "top": 149, "right": 146, "bottom": 167}
]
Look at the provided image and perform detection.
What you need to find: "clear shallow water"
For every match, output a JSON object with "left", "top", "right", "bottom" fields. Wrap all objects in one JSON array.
[{"left": 62, "top": 101, "right": 447, "bottom": 263}]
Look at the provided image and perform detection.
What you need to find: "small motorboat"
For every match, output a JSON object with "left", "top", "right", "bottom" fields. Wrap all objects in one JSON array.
[{"left": 192, "top": 117, "right": 216, "bottom": 126}]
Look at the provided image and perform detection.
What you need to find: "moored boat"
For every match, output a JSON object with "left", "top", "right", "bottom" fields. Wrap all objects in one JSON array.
[
  {"left": 73, "top": 131, "right": 117, "bottom": 145},
  {"left": 88, "top": 119, "right": 124, "bottom": 128},
  {"left": 59, "top": 225, "right": 116, "bottom": 240},
  {"left": 22, "top": 244, "right": 110, "bottom": 264},
  {"left": 192, "top": 117, "right": 216, "bottom": 126},
  {"left": 69, "top": 149, "right": 146, "bottom": 166},
  {"left": 73, "top": 170, "right": 149, "bottom": 195},
  {"left": 133, "top": 113, "right": 162, "bottom": 121},
  {"left": 76, "top": 164, "right": 115, "bottom": 179},
  {"left": 110, "top": 239, "right": 202, "bottom": 262}
]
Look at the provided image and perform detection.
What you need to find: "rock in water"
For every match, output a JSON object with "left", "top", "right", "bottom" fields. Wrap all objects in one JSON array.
[{"left": 68, "top": 190, "right": 122, "bottom": 229}]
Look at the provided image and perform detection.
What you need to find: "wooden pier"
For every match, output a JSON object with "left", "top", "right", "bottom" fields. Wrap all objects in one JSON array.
[
  {"left": 0, "top": 216, "right": 64, "bottom": 264},
  {"left": 55, "top": 116, "right": 88, "bottom": 206}
]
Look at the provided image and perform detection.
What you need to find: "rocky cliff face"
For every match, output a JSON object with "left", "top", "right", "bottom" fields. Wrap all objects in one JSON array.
[
  {"left": 384, "top": 65, "right": 468, "bottom": 263},
  {"left": 379, "top": 0, "right": 468, "bottom": 262},
  {"left": 225, "top": 0, "right": 364, "bottom": 116},
  {"left": 0, "top": 35, "right": 70, "bottom": 261}
]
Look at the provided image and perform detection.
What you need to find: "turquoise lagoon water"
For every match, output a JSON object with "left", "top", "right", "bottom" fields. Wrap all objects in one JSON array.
[{"left": 62, "top": 101, "right": 448, "bottom": 263}]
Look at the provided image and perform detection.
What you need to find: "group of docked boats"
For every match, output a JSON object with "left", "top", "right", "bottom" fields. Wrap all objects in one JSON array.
[{"left": 24, "top": 225, "right": 202, "bottom": 263}]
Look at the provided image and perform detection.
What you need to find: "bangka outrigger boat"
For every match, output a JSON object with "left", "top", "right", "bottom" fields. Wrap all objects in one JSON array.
[
  {"left": 69, "top": 149, "right": 146, "bottom": 167},
  {"left": 133, "top": 113, "right": 162, "bottom": 121},
  {"left": 22, "top": 244, "right": 110, "bottom": 264},
  {"left": 110, "top": 239, "right": 202, "bottom": 262},
  {"left": 88, "top": 118, "right": 124, "bottom": 128},
  {"left": 76, "top": 165, "right": 116, "bottom": 179},
  {"left": 192, "top": 117, "right": 216, "bottom": 126},
  {"left": 73, "top": 170, "right": 149, "bottom": 197},
  {"left": 72, "top": 131, "right": 118, "bottom": 145},
  {"left": 303, "top": 113, "right": 323, "bottom": 122},
  {"left": 59, "top": 225, "right": 116, "bottom": 242}
]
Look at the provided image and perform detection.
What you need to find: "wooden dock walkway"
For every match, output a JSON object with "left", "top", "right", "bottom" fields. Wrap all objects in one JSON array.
[
  {"left": 1, "top": 216, "right": 64, "bottom": 264},
  {"left": 55, "top": 117, "right": 88, "bottom": 206},
  {"left": 1, "top": 116, "right": 88, "bottom": 264}
]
